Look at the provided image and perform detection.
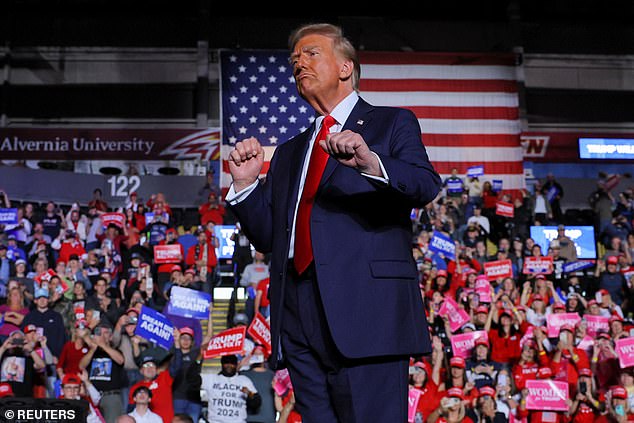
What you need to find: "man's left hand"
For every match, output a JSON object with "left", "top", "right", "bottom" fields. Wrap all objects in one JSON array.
[{"left": 319, "top": 130, "right": 381, "bottom": 177}]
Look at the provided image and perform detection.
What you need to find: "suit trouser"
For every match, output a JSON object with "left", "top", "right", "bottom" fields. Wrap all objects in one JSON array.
[{"left": 281, "top": 261, "right": 409, "bottom": 423}]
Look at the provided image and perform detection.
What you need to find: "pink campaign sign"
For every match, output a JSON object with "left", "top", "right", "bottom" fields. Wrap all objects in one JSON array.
[
  {"left": 525, "top": 379, "right": 569, "bottom": 411},
  {"left": 616, "top": 337, "right": 634, "bottom": 368},
  {"left": 407, "top": 388, "right": 422, "bottom": 423},
  {"left": 584, "top": 315, "right": 609, "bottom": 337},
  {"left": 546, "top": 312, "right": 581, "bottom": 338},
  {"left": 451, "top": 330, "right": 488, "bottom": 359},
  {"left": 475, "top": 276, "right": 492, "bottom": 303},
  {"left": 438, "top": 297, "right": 471, "bottom": 333}
]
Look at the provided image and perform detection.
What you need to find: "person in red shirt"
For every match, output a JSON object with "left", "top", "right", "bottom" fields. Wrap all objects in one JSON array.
[
  {"left": 128, "top": 355, "right": 174, "bottom": 422},
  {"left": 551, "top": 324, "right": 590, "bottom": 397},
  {"left": 426, "top": 270, "right": 457, "bottom": 301},
  {"left": 569, "top": 368, "right": 604, "bottom": 423},
  {"left": 254, "top": 277, "right": 270, "bottom": 319},
  {"left": 512, "top": 338, "right": 550, "bottom": 391},
  {"left": 517, "top": 367, "right": 567, "bottom": 423},
  {"left": 56, "top": 230, "right": 87, "bottom": 265},
  {"left": 444, "top": 356, "right": 478, "bottom": 406},
  {"left": 595, "top": 385, "right": 634, "bottom": 422},
  {"left": 486, "top": 307, "right": 522, "bottom": 365},
  {"left": 409, "top": 360, "right": 441, "bottom": 422},
  {"left": 198, "top": 191, "right": 226, "bottom": 226},
  {"left": 156, "top": 228, "right": 185, "bottom": 274},
  {"left": 56, "top": 320, "right": 90, "bottom": 382},
  {"left": 428, "top": 387, "right": 474, "bottom": 423},
  {"left": 185, "top": 229, "right": 218, "bottom": 282}
]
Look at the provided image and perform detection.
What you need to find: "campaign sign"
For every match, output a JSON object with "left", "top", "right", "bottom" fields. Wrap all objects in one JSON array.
[
  {"left": 519, "top": 326, "right": 535, "bottom": 349},
  {"left": 446, "top": 180, "right": 463, "bottom": 194},
  {"left": 428, "top": 231, "right": 456, "bottom": 260},
  {"left": 467, "top": 165, "right": 484, "bottom": 178},
  {"left": 495, "top": 201, "right": 514, "bottom": 218},
  {"left": 101, "top": 212, "right": 126, "bottom": 229},
  {"left": 0, "top": 208, "right": 18, "bottom": 225},
  {"left": 562, "top": 260, "right": 595, "bottom": 273},
  {"left": 615, "top": 337, "right": 634, "bottom": 368},
  {"left": 492, "top": 179, "right": 503, "bottom": 192},
  {"left": 523, "top": 256, "right": 554, "bottom": 274},
  {"left": 153, "top": 244, "right": 183, "bottom": 264},
  {"left": 272, "top": 369, "right": 292, "bottom": 396},
  {"left": 167, "top": 286, "right": 211, "bottom": 320},
  {"left": 33, "top": 269, "right": 57, "bottom": 287},
  {"left": 475, "top": 276, "right": 493, "bottom": 303},
  {"left": 451, "top": 331, "right": 488, "bottom": 359},
  {"left": 407, "top": 388, "right": 422, "bottom": 423},
  {"left": 584, "top": 315, "right": 609, "bottom": 338},
  {"left": 525, "top": 380, "right": 569, "bottom": 411},
  {"left": 144, "top": 211, "right": 170, "bottom": 224},
  {"left": 438, "top": 297, "right": 470, "bottom": 333},
  {"left": 484, "top": 259, "right": 513, "bottom": 281},
  {"left": 546, "top": 186, "right": 560, "bottom": 203},
  {"left": 546, "top": 312, "right": 581, "bottom": 338},
  {"left": 204, "top": 326, "right": 247, "bottom": 359},
  {"left": 247, "top": 312, "right": 272, "bottom": 355},
  {"left": 135, "top": 305, "right": 174, "bottom": 350}
]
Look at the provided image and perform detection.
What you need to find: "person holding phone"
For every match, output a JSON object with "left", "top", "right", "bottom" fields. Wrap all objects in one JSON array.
[
  {"left": 551, "top": 324, "right": 590, "bottom": 397},
  {"left": 569, "top": 368, "right": 604, "bottom": 423}
]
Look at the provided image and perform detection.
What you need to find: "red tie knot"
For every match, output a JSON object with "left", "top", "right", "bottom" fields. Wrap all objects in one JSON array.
[{"left": 322, "top": 115, "right": 336, "bottom": 132}]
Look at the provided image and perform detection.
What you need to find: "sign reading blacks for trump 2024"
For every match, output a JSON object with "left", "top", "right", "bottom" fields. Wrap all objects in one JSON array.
[
  {"left": 167, "top": 286, "right": 211, "bottom": 320},
  {"left": 135, "top": 305, "right": 174, "bottom": 350}
]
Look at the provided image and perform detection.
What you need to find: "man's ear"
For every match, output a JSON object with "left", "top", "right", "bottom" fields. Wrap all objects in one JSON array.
[{"left": 340, "top": 59, "right": 354, "bottom": 81}]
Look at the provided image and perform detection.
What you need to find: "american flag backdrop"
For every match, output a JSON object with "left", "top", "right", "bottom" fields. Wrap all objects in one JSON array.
[{"left": 219, "top": 50, "right": 524, "bottom": 198}]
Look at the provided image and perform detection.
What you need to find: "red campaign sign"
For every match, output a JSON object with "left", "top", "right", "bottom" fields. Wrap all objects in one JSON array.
[
  {"left": 484, "top": 259, "right": 513, "bottom": 281},
  {"left": 33, "top": 269, "right": 57, "bottom": 287},
  {"left": 495, "top": 201, "right": 514, "bottom": 218},
  {"left": 101, "top": 212, "right": 126, "bottom": 229},
  {"left": 523, "top": 256, "right": 554, "bottom": 274},
  {"left": 247, "top": 312, "right": 272, "bottom": 355},
  {"left": 153, "top": 244, "right": 183, "bottom": 264},
  {"left": 203, "top": 326, "right": 247, "bottom": 359}
]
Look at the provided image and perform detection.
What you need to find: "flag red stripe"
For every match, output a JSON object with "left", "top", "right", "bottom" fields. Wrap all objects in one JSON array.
[
  {"left": 421, "top": 133, "right": 520, "bottom": 147},
  {"left": 360, "top": 79, "right": 518, "bottom": 93},
  {"left": 405, "top": 106, "right": 519, "bottom": 120},
  {"left": 359, "top": 52, "right": 517, "bottom": 66},
  {"left": 433, "top": 161, "right": 523, "bottom": 175}
]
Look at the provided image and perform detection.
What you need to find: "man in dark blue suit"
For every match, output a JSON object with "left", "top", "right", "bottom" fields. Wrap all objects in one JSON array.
[{"left": 226, "top": 23, "right": 441, "bottom": 422}]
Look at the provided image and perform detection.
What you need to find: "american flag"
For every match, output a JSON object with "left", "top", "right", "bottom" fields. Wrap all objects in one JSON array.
[{"left": 220, "top": 50, "right": 524, "bottom": 198}]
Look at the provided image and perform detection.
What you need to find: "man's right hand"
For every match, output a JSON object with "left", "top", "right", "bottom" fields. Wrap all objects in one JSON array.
[{"left": 228, "top": 137, "right": 265, "bottom": 192}]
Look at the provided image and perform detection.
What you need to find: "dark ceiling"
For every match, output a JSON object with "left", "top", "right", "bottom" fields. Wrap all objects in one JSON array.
[{"left": 1, "top": 0, "right": 634, "bottom": 54}]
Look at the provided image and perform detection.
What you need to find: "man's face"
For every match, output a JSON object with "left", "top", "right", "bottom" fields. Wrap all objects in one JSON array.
[
  {"left": 62, "top": 383, "right": 80, "bottom": 399},
  {"left": 291, "top": 34, "right": 350, "bottom": 103},
  {"left": 36, "top": 296, "right": 49, "bottom": 308},
  {"left": 141, "top": 361, "right": 157, "bottom": 380},
  {"left": 133, "top": 389, "right": 151, "bottom": 406},
  {"left": 221, "top": 361, "right": 237, "bottom": 377}
]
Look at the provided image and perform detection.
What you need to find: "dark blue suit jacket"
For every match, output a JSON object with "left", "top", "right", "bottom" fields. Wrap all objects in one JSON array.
[{"left": 229, "top": 98, "right": 441, "bottom": 368}]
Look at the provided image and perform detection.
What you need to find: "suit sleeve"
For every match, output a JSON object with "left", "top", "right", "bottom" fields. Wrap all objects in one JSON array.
[{"left": 373, "top": 108, "right": 441, "bottom": 207}]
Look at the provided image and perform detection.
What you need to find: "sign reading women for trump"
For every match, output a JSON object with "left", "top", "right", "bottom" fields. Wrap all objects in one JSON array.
[
  {"left": 546, "top": 312, "right": 581, "bottom": 338},
  {"left": 438, "top": 297, "right": 470, "bottom": 332},
  {"left": 167, "top": 286, "right": 211, "bottom": 319},
  {"left": 451, "top": 331, "right": 488, "bottom": 358},
  {"left": 584, "top": 315, "right": 609, "bottom": 337},
  {"left": 204, "top": 326, "right": 247, "bottom": 359},
  {"left": 484, "top": 259, "right": 513, "bottom": 281},
  {"left": 615, "top": 337, "right": 634, "bottom": 368},
  {"left": 525, "top": 380, "right": 569, "bottom": 411},
  {"left": 135, "top": 305, "right": 174, "bottom": 350},
  {"left": 429, "top": 231, "right": 456, "bottom": 260}
]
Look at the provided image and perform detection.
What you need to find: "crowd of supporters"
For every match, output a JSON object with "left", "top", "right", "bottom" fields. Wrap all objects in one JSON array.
[{"left": 0, "top": 169, "right": 632, "bottom": 423}]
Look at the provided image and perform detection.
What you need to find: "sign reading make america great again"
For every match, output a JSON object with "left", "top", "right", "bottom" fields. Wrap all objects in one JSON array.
[{"left": 0, "top": 128, "right": 220, "bottom": 160}]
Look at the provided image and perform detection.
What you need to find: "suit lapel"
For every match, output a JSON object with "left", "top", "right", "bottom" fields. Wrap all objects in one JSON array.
[{"left": 320, "top": 98, "right": 374, "bottom": 187}]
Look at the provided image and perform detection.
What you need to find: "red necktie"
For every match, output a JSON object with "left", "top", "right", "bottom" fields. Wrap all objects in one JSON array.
[{"left": 294, "top": 115, "right": 336, "bottom": 274}]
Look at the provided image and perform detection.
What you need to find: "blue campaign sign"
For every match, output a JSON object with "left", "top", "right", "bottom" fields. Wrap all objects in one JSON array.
[
  {"left": 167, "top": 286, "right": 211, "bottom": 319},
  {"left": 429, "top": 231, "right": 456, "bottom": 260},
  {"left": 0, "top": 208, "right": 18, "bottom": 225},
  {"left": 135, "top": 305, "right": 174, "bottom": 350},
  {"left": 467, "top": 165, "right": 484, "bottom": 178},
  {"left": 563, "top": 260, "right": 595, "bottom": 273},
  {"left": 492, "top": 179, "right": 503, "bottom": 192}
]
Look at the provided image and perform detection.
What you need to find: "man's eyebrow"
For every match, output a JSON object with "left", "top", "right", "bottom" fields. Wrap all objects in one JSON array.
[{"left": 290, "top": 45, "right": 321, "bottom": 61}]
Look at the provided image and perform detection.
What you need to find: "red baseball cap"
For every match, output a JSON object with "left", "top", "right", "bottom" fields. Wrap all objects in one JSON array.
[
  {"left": 170, "top": 264, "right": 182, "bottom": 273},
  {"left": 609, "top": 315, "right": 624, "bottom": 324},
  {"left": 579, "top": 368, "right": 592, "bottom": 377},
  {"left": 552, "top": 303, "right": 565, "bottom": 311},
  {"left": 474, "top": 338, "right": 490, "bottom": 348},
  {"left": 436, "top": 270, "right": 448, "bottom": 278},
  {"left": 413, "top": 361, "right": 432, "bottom": 374},
  {"left": 597, "top": 332, "right": 611, "bottom": 340},
  {"left": 0, "top": 383, "right": 13, "bottom": 398},
  {"left": 62, "top": 373, "right": 81, "bottom": 386},
  {"left": 607, "top": 256, "right": 618, "bottom": 265},
  {"left": 498, "top": 308, "right": 513, "bottom": 319},
  {"left": 587, "top": 299, "right": 599, "bottom": 307},
  {"left": 24, "top": 324, "right": 37, "bottom": 334},
  {"left": 447, "top": 387, "right": 464, "bottom": 399},
  {"left": 611, "top": 386, "right": 627, "bottom": 399},
  {"left": 475, "top": 305, "right": 489, "bottom": 315},
  {"left": 531, "top": 293, "right": 544, "bottom": 302},
  {"left": 450, "top": 357, "right": 466, "bottom": 369},
  {"left": 559, "top": 324, "right": 575, "bottom": 333},
  {"left": 478, "top": 386, "right": 496, "bottom": 398},
  {"left": 179, "top": 327, "right": 195, "bottom": 338}
]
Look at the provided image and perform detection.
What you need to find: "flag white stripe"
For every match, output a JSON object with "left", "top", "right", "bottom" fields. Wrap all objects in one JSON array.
[
  {"left": 428, "top": 146, "right": 523, "bottom": 162},
  {"left": 418, "top": 119, "right": 521, "bottom": 135},
  {"left": 360, "top": 91, "right": 519, "bottom": 108},
  {"left": 362, "top": 64, "right": 517, "bottom": 81}
]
